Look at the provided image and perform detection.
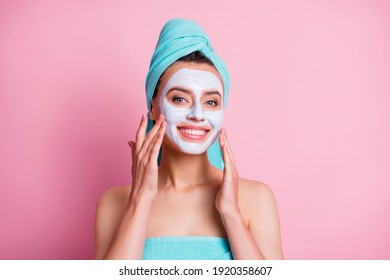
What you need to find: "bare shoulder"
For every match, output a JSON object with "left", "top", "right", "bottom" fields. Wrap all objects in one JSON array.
[
  {"left": 96, "top": 185, "right": 131, "bottom": 212},
  {"left": 94, "top": 185, "right": 131, "bottom": 259},
  {"left": 95, "top": 185, "right": 131, "bottom": 230},
  {"left": 237, "top": 178, "right": 280, "bottom": 228},
  {"left": 238, "top": 178, "right": 284, "bottom": 259},
  {"left": 238, "top": 178, "right": 273, "bottom": 193},
  {"left": 238, "top": 178, "right": 277, "bottom": 209}
]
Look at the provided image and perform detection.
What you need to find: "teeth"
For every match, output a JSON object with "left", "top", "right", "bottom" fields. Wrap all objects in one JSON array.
[{"left": 179, "top": 128, "right": 207, "bottom": 136}]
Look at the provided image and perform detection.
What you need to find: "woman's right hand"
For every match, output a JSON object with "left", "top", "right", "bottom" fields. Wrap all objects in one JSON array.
[{"left": 127, "top": 114, "right": 166, "bottom": 203}]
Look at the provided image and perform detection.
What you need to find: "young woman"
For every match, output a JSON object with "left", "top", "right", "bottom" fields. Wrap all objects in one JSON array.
[{"left": 94, "top": 18, "right": 284, "bottom": 260}]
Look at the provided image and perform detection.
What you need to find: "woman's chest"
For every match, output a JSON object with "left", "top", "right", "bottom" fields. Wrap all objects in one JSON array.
[{"left": 146, "top": 187, "right": 226, "bottom": 237}]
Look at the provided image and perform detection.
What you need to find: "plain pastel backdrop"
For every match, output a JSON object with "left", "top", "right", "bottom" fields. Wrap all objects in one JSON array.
[{"left": 1, "top": 0, "right": 389, "bottom": 259}]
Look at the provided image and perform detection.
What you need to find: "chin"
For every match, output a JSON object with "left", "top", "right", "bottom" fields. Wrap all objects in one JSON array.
[
  {"left": 177, "top": 146, "right": 208, "bottom": 155},
  {"left": 171, "top": 134, "right": 217, "bottom": 155}
]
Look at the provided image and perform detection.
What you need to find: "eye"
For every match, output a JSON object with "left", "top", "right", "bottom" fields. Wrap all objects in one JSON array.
[
  {"left": 172, "top": 97, "right": 187, "bottom": 103},
  {"left": 205, "top": 100, "right": 218, "bottom": 106}
]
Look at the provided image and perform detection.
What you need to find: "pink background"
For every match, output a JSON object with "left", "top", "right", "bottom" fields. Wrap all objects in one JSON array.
[{"left": 1, "top": 0, "right": 389, "bottom": 259}]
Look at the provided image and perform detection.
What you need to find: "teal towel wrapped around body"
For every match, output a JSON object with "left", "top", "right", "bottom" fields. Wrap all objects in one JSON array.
[
  {"left": 142, "top": 236, "right": 233, "bottom": 260},
  {"left": 145, "top": 18, "right": 230, "bottom": 170}
]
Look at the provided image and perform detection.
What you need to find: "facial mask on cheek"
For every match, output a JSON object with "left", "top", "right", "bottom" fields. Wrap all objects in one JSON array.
[{"left": 160, "top": 68, "right": 224, "bottom": 154}]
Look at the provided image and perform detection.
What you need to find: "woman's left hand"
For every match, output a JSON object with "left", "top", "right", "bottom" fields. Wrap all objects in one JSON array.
[{"left": 215, "top": 128, "right": 240, "bottom": 216}]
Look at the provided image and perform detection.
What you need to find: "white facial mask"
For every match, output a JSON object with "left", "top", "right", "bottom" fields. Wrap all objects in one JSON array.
[{"left": 160, "top": 68, "right": 224, "bottom": 154}]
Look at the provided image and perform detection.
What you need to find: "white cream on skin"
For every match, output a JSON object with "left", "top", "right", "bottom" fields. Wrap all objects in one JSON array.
[{"left": 160, "top": 68, "right": 224, "bottom": 154}]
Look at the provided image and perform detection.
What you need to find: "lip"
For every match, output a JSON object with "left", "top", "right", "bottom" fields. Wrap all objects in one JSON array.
[{"left": 176, "top": 124, "right": 211, "bottom": 142}]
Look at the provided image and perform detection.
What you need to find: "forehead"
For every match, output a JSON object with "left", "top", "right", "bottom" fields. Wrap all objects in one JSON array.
[
  {"left": 165, "top": 68, "right": 223, "bottom": 93},
  {"left": 158, "top": 62, "right": 224, "bottom": 96}
]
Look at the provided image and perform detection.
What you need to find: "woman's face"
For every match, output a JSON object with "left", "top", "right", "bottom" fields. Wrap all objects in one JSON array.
[{"left": 151, "top": 62, "right": 224, "bottom": 154}]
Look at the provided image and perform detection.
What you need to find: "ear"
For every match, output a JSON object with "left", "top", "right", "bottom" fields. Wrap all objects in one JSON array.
[{"left": 149, "top": 98, "right": 158, "bottom": 121}]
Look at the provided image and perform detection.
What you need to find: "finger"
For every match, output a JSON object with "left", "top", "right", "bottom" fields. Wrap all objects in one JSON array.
[
  {"left": 221, "top": 143, "right": 233, "bottom": 181},
  {"left": 128, "top": 140, "right": 136, "bottom": 179},
  {"left": 142, "top": 114, "right": 165, "bottom": 152},
  {"left": 149, "top": 121, "right": 166, "bottom": 162},
  {"left": 136, "top": 115, "right": 164, "bottom": 155},
  {"left": 219, "top": 129, "right": 229, "bottom": 170},
  {"left": 135, "top": 115, "right": 148, "bottom": 153},
  {"left": 128, "top": 140, "right": 136, "bottom": 163},
  {"left": 147, "top": 122, "right": 163, "bottom": 151},
  {"left": 128, "top": 141, "right": 135, "bottom": 156},
  {"left": 221, "top": 132, "right": 238, "bottom": 181},
  {"left": 218, "top": 128, "right": 225, "bottom": 147},
  {"left": 220, "top": 131, "right": 231, "bottom": 170},
  {"left": 147, "top": 114, "right": 164, "bottom": 137},
  {"left": 144, "top": 121, "right": 166, "bottom": 165},
  {"left": 222, "top": 129, "right": 237, "bottom": 172}
]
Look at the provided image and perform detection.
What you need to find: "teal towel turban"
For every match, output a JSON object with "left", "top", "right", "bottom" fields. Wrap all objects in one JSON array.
[{"left": 145, "top": 18, "right": 230, "bottom": 170}]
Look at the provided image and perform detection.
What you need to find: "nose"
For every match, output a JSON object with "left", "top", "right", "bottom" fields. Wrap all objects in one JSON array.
[{"left": 187, "top": 101, "right": 205, "bottom": 122}]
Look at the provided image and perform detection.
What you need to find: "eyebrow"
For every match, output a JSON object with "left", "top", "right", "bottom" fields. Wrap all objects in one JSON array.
[
  {"left": 167, "top": 87, "right": 222, "bottom": 97},
  {"left": 167, "top": 87, "right": 192, "bottom": 95},
  {"left": 203, "top": 91, "right": 222, "bottom": 97}
]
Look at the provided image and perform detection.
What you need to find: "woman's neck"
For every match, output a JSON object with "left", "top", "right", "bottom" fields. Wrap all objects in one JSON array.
[{"left": 158, "top": 143, "right": 219, "bottom": 190}]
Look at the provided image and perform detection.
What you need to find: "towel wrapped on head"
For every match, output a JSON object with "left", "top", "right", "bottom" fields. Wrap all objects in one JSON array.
[{"left": 145, "top": 18, "right": 230, "bottom": 170}]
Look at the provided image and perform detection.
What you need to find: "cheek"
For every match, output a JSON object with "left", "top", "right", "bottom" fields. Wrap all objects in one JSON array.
[
  {"left": 162, "top": 101, "right": 189, "bottom": 124},
  {"left": 204, "top": 111, "right": 224, "bottom": 129}
]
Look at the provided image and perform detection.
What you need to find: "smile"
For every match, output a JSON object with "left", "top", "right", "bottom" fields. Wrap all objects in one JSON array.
[
  {"left": 179, "top": 128, "right": 207, "bottom": 135},
  {"left": 176, "top": 125, "right": 211, "bottom": 141}
]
